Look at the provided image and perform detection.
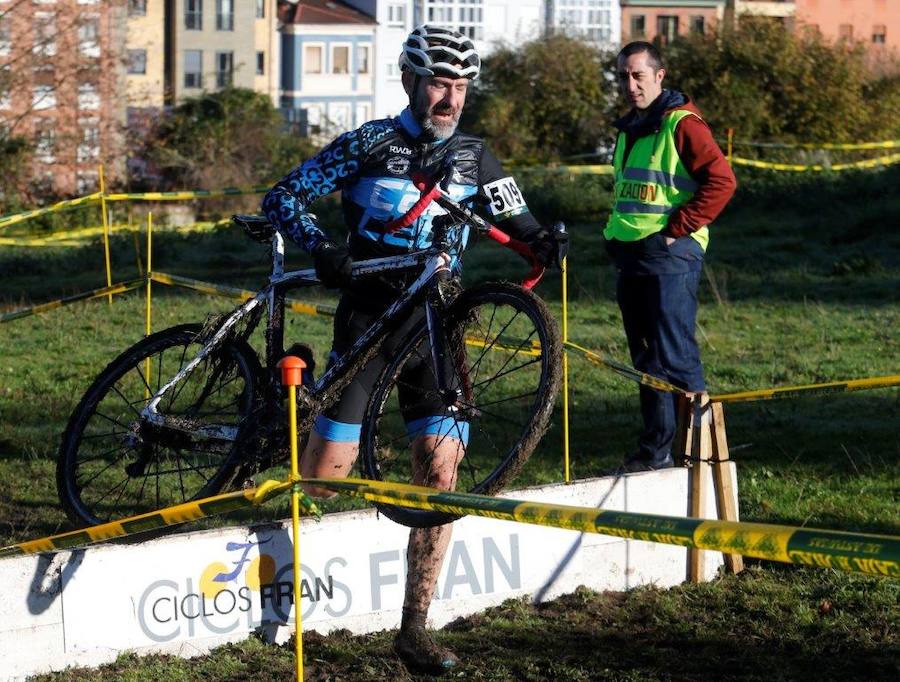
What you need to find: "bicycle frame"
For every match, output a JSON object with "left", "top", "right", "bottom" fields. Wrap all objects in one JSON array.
[{"left": 141, "top": 231, "right": 452, "bottom": 442}]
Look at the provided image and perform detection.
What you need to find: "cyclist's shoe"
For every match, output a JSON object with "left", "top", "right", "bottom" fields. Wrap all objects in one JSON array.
[
  {"left": 284, "top": 343, "right": 316, "bottom": 387},
  {"left": 393, "top": 625, "right": 459, "bottom": 676}
]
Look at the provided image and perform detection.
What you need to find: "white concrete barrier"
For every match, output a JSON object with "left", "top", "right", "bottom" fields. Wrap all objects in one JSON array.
[{"left": 0, "top": 465, "right": 736, "bottom": 680}]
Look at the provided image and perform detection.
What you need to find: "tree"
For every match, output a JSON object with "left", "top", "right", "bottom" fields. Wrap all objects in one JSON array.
[
  {"left": 662, "top": 19, "right": 900, "bottom": 145},
  {"left": 141, "top": 87, "right": 315, "bottom": 191},
  {"left": 462, "top": 35, "right": 615, "bottom": 163}
]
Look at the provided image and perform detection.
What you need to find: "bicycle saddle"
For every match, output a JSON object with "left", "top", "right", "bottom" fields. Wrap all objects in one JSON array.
[{"left": 233, "top": 214, "right": 275, "bottom": 243}]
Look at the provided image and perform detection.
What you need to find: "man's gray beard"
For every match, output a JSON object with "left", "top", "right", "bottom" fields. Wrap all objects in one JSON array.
[{"left": 421, "top": 114, "right": 459, "bottom": 140}]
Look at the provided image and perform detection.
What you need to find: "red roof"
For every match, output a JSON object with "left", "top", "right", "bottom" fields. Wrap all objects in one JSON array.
[{"left": 278, "top": 0, "right": 376, "bottom": 25}]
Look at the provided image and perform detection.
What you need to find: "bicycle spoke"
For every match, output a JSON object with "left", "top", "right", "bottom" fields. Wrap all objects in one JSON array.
[{"left": 470, "top": 355, "right": 542, "bottom": 392}]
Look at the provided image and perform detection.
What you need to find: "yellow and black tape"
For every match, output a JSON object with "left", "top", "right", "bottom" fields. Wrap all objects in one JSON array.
[
  {"left": 726, "top": 139, "right": 899, "bottom": 151},
  {"left": 0, "top": 219, "right": 231, "bottom": 248},
  {"left": 0, "top": 278, "right": 145, "bottom": 323},
  {"left": 565, "top": 340, "right": 687, "bottom": 394},
  {"left": 711, "top": 375, "right": 900, "bottom": 404},
  {"left": 150, "top": 271, "right": 338, "bottom": 317},
  {"left": 307, "top": 478, "right": 900, "bottom": 578},
  {"left": 0, "top": 192, "right": 103, "bottom": 230},
  {"left": 521, "top": 165, "right": 614, "bottom": 175},
  {"left": 105, "top": 186, "right": 271, "bottom": 202},
  {"left": 731, "top": 153, "right": 900, "bottom": 172},
  {"left": 0, "top": 479, "right": 321, "bottom": 559}
]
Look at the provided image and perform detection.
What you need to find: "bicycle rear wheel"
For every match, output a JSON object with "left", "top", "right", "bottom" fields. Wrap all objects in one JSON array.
[
  {"left": 56, "top": 324, "right": 261, "bottom": 528},
  {"left": 360, "top": 282, "right": 561, "bottom": 528}
]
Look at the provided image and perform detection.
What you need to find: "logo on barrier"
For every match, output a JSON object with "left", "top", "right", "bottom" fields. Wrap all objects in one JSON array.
[{"left": 137, "top": 535, "right": 350, "bottom": 643}]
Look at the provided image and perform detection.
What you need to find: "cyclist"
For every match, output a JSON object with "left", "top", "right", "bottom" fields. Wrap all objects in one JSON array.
[{"left": 263, "top": 24, "right": 559, "bottom": 675}]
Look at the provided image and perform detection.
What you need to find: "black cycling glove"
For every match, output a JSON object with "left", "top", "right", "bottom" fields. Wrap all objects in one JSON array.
[
  {"left": 527, "top": 223, "right": 569, "bottom": 269},
  {"left": 313, "top": 241, "right": 353, "bottom": 289}
]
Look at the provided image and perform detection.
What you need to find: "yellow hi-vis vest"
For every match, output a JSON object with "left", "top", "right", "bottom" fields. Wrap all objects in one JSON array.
[{"left": 604, "top": 109, "right": 709, "bottom": 251}]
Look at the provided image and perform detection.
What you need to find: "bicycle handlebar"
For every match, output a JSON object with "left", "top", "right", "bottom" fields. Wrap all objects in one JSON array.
[{"left": 383, "top": 173, "right": 545, "bottom": 290}]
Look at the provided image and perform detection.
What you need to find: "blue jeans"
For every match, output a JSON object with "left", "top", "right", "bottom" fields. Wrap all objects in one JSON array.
[{"left": 616, "top": 268, "right": 706, "bottom": 461}]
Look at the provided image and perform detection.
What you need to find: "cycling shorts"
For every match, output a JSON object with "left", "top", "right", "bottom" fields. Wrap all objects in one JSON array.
[{"left": 313, "top": 297, "right": 469, "bottom": 445}]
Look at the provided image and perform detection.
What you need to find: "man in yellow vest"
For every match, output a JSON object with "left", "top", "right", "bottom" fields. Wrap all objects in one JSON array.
[{"left": 605, "top": 41, "right": 737, "bottom": 472}]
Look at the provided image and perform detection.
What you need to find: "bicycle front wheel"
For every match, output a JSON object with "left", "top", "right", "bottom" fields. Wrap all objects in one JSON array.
[
  {"left": 360, "top": 282, "right": 562, "bottom": 527},
  {"left": 56, "top": 324, "right": 261, "bottom": 528}
]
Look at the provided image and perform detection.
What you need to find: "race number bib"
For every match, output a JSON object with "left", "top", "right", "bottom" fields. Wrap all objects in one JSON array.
[{"left": 482, "top": 177, "right": 528, "bottom": 221}]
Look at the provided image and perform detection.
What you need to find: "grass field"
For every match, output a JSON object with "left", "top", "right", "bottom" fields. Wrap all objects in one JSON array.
[{"left": 2, "top": 167, "right": 898, "bottom": 680}]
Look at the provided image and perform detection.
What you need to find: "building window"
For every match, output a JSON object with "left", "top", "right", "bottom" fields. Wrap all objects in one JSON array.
[
  {"left": 256, "top": 51, "right": 265, "bottom": 75},
  {"left": 34, "top": 119, "right": 56, "bottom": 164},
  {"left": 256, "top": 0, "right": 265, "bottom": 18},
  {"left": 387, "top": 3, "right": 406, "bottom": 27},
  {"left": 34, "top": 12, "right": 57, "bottom": 57},
  {"left": 77, "top": 125, "right": 100, "bottom": 163},
  {"left": 304, "top": 45, "right": 322, "bottom": 74},
  {"left": 185, "top": 0, "right": 203, "bottom": 30},
  {"left": 129, "top": 0, "right": 147, "bottom": 16},
  {"left": 184, "top": 49, "right": 202, "bottom": 88},
  {"left": 332, "top": 45, "right": 349, "bottom": 74},
  {"left": 32, "top": 85, "right": 56, "bottom": 110},
  {"left": 873, "top": 25, "right": 886, "bottom": 44},
  {"left": 839, "top": 24, "right": 853, "bottom": 40},
  {"left": 216, "top": 51, "right": 233, "bottom": 87},
  {"left": 657, "top": 15, "right": 679, "bottom": 45},
  {"left": 386, "top": 62, "right": 401, "bottom": 80},
  {"left": 78, "top": 83, "right": 100, "bottom": 110},
  {"left": 357, "top": 45, "right": 370, "bottom": 74},
  {"left": 630, "top": 14, "right": 645, "bottom": 39},
  {"left": 78, "top": 16, "right": 100, "bottom": 57},
  {"left": 690, "top": 15, "right": 705, "bottom": 35},
  {"left": 216, "top": 0, "right": 233, "bottom": 31},
  {"left": 128, "top": 49, "right": 147, "bottom": 75}
]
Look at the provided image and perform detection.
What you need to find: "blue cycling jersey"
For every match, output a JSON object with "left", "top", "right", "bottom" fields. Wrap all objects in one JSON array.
[{"left": 262, "top": 107, "right": 542, "bottom": 264}]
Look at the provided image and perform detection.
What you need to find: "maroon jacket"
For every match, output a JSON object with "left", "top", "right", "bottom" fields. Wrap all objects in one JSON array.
[{"left": 614, "top": 91, "right": 737, "bottom": 238}]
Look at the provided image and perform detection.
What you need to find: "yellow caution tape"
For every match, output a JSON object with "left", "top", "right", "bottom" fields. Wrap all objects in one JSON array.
[
  {"left": 0, "top": 219, "right": 231, "bottom": 248},
  {"left": 0, "top": 192, "right": 103, "bottom": 230},
  {"left": 0, "top": 278, "right": 145, "bottom": 323},
  {"left": 0, "top": 479, "right": 321, "bottom": 559},
  {"left": 564, "top": 340, "right": 687, "bottom": 394},
  {"left": 307, "top": 478, "right": 899, "bottom": 577},
  {"left": 0, "top": 223, "right": 134, "bottom": 246},
  {"left": 150, "top": 271, "right": 338, "bottom": 317},
  {"left": 711, "top": 375, "right": 900, "bottom": 404},
  {"left": 516, "top": 164, "right": 614, "bottom": 175},
  {"left": 731, "top": 152, "right": 900, "bottom": 172},
  {"left": 105, "top": 186, "right": 271, "bottom": 202},
  {"left": 726, "top": 139, "right": 899, "bottom": 151}
]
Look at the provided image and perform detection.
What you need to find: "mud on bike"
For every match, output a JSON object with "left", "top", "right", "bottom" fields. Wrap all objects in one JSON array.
[{"left": 57, "top": 168, "right": 565, "bottom": 530}]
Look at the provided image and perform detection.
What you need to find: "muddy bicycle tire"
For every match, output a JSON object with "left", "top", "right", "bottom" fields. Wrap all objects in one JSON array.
[
  {"left": 359, "top": 282, "right": 562, "bottom": 528},
  {"left": 56, "top": 324, "right": 261, "bottom": 531}
]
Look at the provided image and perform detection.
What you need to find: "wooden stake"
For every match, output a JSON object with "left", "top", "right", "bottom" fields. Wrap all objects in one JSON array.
[
  {"left": 688, "top": 394, "right": 711, "bottom": 583},
  {"left": 710, "top": 401, "right": 744, "bottom": 573}
]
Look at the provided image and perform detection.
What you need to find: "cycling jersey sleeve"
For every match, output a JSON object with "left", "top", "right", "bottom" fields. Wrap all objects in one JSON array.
[
  {"left": 476, "top": 146, "right": 544, "bottom": 241},
  {"left": 262, "top": 129, "right": 364, "bottom": 253}
]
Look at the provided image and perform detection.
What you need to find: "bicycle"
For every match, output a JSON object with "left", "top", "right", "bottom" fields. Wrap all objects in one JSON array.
[{"left": 56, "top": 163, "right": 565, "bottom": 530}]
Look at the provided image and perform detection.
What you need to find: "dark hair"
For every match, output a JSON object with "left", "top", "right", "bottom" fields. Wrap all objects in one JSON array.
[{"left": 617, "top": 41, "right": 664, "bottom": 71}]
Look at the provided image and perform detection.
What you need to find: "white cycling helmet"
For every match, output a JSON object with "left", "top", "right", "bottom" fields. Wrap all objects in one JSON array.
[{"left": 399, "top": 25, "right": 481, "bottom": 80}]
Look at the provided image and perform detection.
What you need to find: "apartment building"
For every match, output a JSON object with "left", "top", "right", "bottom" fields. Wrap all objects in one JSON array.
[
  {"left": 0, "top": 0, "right": 128, "bottom": 197},
  {"left": 620, "top": 1, "right": 725, "bottom": 44},
  {"left": 163, "top": 0, "right": 279, "bottom": 105},
  {"left": 279, "top": 0, "right": 376, "bottom": 136},
  {"left": 795, "top": 0, "right": 898, "bottom": 51},
  {"left": 547, "top": 0, "right": 621, "bottom": 45}
]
